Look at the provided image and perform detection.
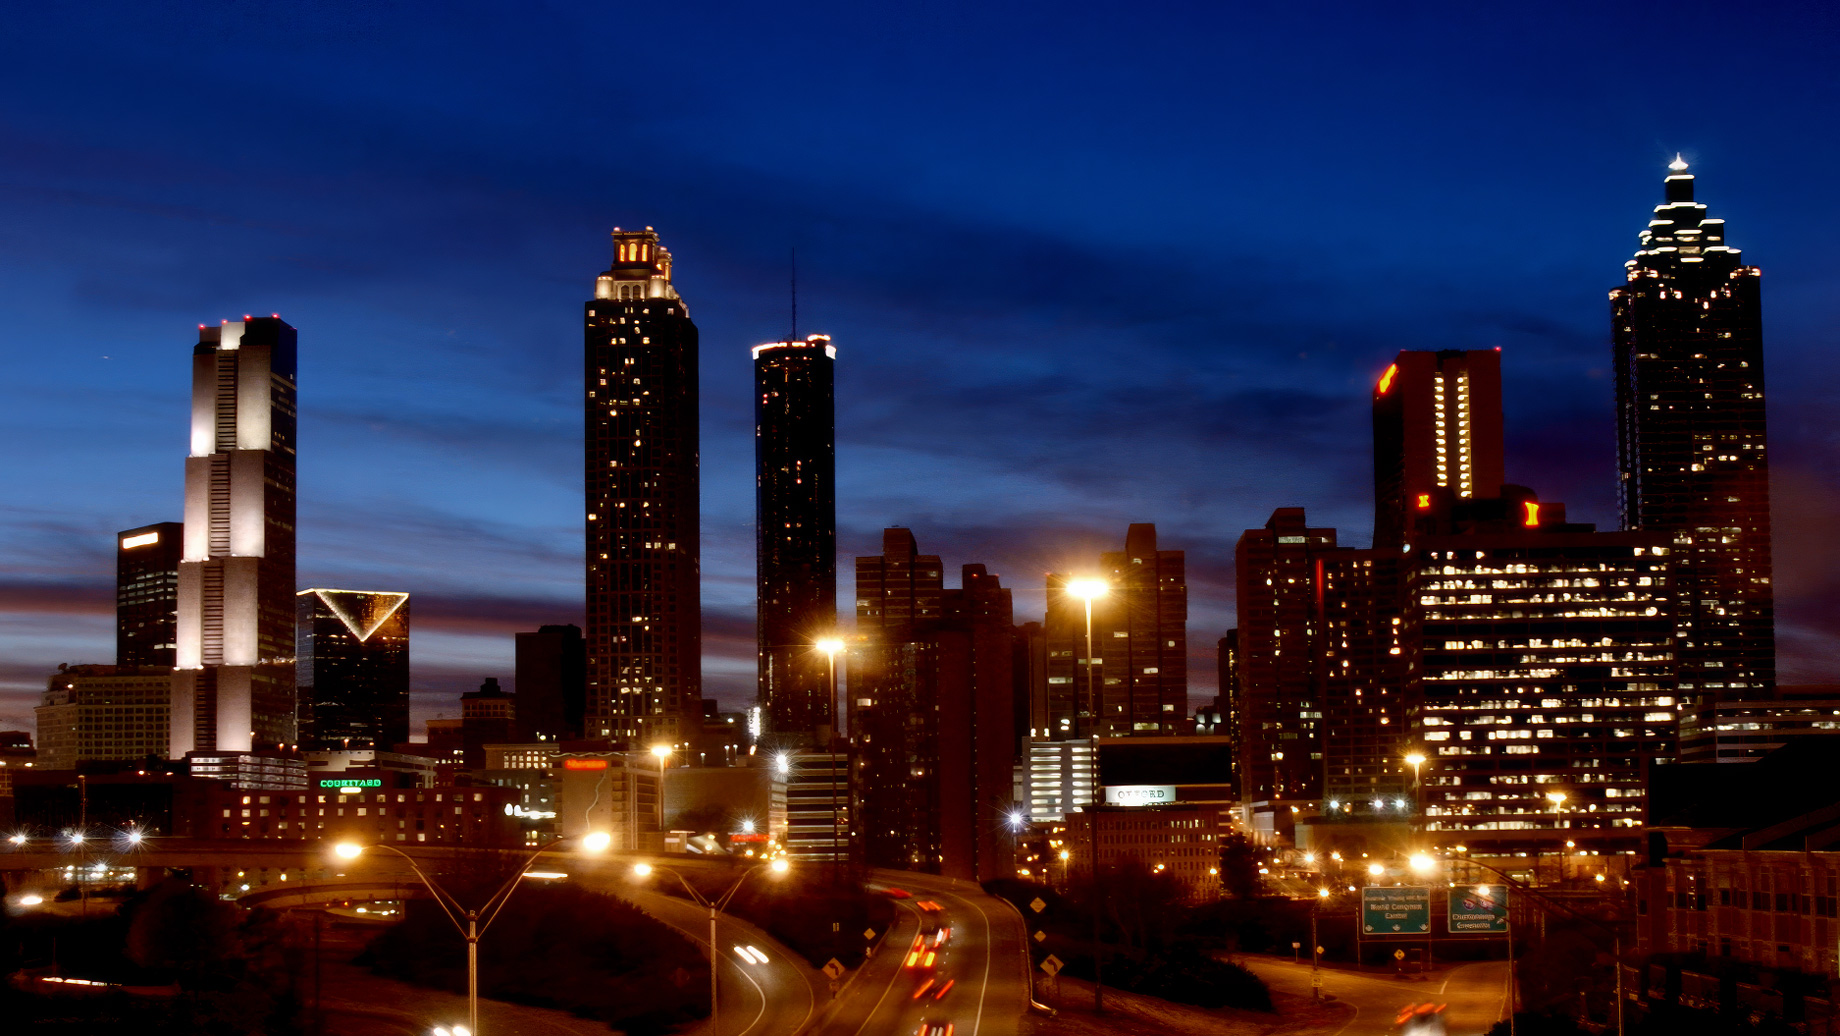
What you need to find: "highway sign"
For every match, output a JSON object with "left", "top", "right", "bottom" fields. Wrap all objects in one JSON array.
[
  {"left": 1033, "top": 930, "right": 1046, "bottom": 943},
  {"left": 822, "top": 958, "right": 845, "bottom": 980},
  {"left": 1029, "top": 897, "right": 1047, "bottom": 913},
  {"left": 1448, "top": 884, "right": 1510, "bottom": 933},
  {"left": 1361, "top": 886, "right": 1431, "bottom": 934},
  {"left": 1394, "top": 949, "right": 1405, "bottom": 960},
  {"left": 863, "top": 928, "right": 877, "bottom": 940},
  {"left": 1040, "top": 954, "right": 1063, "bottom": 977}
]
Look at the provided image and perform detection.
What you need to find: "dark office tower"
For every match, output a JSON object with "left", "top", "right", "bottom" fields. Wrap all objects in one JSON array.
[
  {"left": 853, "top": 530, "right": 1017, "bottom": 881},
  {"left": 585, "top": 228, "right": 701, "bottom": 747},
  {"left": 1044, "top": 524, "right": 1188, "bottom": 739},
  {"left": 117, "top": 522, "right": 183, "bottom": 668},
  {"left": 1233, "top": 509, "right": 1335, "bottom": 803},
  {"left": 515, "top": 624, "right": 586, "bottom": 743},
  {"left": 296, "top": 589, "right": 410, "bottom": 750},
  {"left": 754, "top": 333, "right": 837, "bottom": 740},
  {"left": 1372, "top": 349, "right": 1506, "bottom": 549},
  {"left": 1316, "top": 549, "right": 1407, "bottom": 802},
  {"left": 171, "top": 317, "right": 298, "bottom": 756},
  {"left": 1611, "top": 157, "right": 1775, "bottom": 701},
  {"left": 461, "top": 677, "right": 517, "bottom": 770}
]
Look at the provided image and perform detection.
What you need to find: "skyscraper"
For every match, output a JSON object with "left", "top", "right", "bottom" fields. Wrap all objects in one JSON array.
[
  {"left": 117, "top": 521, "right": 182, "bottom": 668},
  {"left": 1611, "top": 157, "right": 1775, "bottom": 701},
  {"left": 1233, "top": 509, "right": 1335, "bottom": 803},
  {"left": 296, "top": 589, "right": 410, "bottom": 750},
  {"left": 585, "top": 228, "right": 702, "bottom": 746},
  {"left": 170, "top": 317, "right": 298, "bottom": 756},
  {"left": 852, "top": 530, "right": 1018, "bottom": 880},
  {"left": 514, "top": 624, "right": 586, "bottom": 743},
  {"left": 1372, "top": 349, "right": 1506, "bottom": 549},
  {"left": 754, "top": 333, "right": 837, "bottom": 741},
  {"left": 1043, "top": 524, "right": 1188, "bottom": 740}
]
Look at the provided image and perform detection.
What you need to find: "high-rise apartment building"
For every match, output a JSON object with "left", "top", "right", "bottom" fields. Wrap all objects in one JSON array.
[
  {"left": 296, "top": 589, "right": 410, "bottom": 750},
  {"left": 1044, "top": 524, "right": 1187, "bottom": 740},
  {"left": 117, "top": 522, "right": 182, "bottom": 669},
  {"left": 852, "top": 530, "right": 1018, "bottom": 881},
  {"left": 170, "top": 317, "right": 298, "bottom": 756},
  {"left": 1372, "top": 349, "right": 1506, "bottom": 549},
  {"left": 1404, "top": 489, "right": 1678, "bottom": 851},
  {"left": 514, "top": 624, "right": 586, "bottom": 743},
  {"left": 1233, "top": 509, "right": 1335, "bottom": 803},
  {"left": 585, "top": 228, "right": 702, "bottom": 747},
  {"left": 1610, "top": 158, "right": 1775, "bottom": 701},
  {"left": 754, "top": 333, "right": 837, "bottom": 741},
  {"left": 1317, "top": 549, "right": 1407, "bottom": 802}
]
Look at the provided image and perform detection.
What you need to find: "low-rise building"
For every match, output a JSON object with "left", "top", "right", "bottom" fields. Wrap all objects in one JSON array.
[
  {"left": 35, "top": 665, "right": 170, "bottom": 771},
  {"left": 1063, "top": 802, "right": 1223, "bottom": 902}
]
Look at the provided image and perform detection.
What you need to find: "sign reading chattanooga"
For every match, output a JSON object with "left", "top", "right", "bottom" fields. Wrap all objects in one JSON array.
[
  {"left": 1104, "top": 785, "right": 1177, "bottom": 806},
  {"left": 1361, "top": 886, "right": 1431, "bottom": 934},
  {"left": 1448, "top": 884, "right": 1510, "bottom": 934}
]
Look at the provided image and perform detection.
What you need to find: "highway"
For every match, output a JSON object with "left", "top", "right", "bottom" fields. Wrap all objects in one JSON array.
[
  {"left": 813, "top": 871, "right": 1031, "bottom": 1036},
  {"left": 1243, "top": 954, "right": 1511, "bottom": 1036}
]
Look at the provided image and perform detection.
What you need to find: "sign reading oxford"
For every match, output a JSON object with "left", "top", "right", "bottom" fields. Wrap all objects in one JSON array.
[
  {"left": 1448, "top": 884, "right": 1510, "bottom": 934},
  {"left": 318, "top": 778, "right": 381, "bottom": 789},
  {"left": 1360, "top": 886, "right": 1431, "bottom": 935},
  {"left": 1103, "top": 785, "right": 1176, "bottom": 806}
]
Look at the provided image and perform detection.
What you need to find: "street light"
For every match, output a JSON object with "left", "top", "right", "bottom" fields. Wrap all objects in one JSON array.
[
  {"left": 816, "top": 637, "right": 848, "bottom": 865},
  {"left": 1064, "top": 577, "right": 1108, "bottom": 1014},
  {"left": 650, "top": 744, "right": 673, "bottom": 834},
  {"left": 333, "top": 831, "right": 610, "bottom": 1035},
  {"left": 1404, "top": 752, "right": 1426, "bottom": 826},
  {"left": 632, "top": 858, "right": 790, "bottom": 1033},
  {"left": 1311, "top": 887, "right": 1329, "bottom": 999}
]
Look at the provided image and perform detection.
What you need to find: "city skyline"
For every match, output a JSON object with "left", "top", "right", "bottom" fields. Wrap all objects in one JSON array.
[{"left": 4, "top": 5, "right": 1839, "bottom": 738}]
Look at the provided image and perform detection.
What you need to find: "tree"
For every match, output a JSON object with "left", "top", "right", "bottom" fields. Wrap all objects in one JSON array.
[{"left": 1218, "top": 833, "right": 1265, "bottom": 899}]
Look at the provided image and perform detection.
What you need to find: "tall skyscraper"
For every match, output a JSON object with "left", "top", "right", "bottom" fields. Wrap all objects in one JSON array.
[
  {"left": 117, "top": 521, "right": 183, "bottom": 668},
  {"left": 852, "top": 530, "right": 1017, "bottom": 880},
  {"left": 1611, "top": 158, "right": 1775, "bottom": 701},
  {"left": 514, "top": 624, "right": 586, "bottom": 743},
  {"left": 754, "top": 333, "right": 837, "bottom": 741},
  {"left": 170, "top": 317, "right": 298, "bottom": 756},
  {"left": 585, "top": 228, "right": 702, "bottom": 746},
  {"left": 296, "top": 589, "right": 410, "bottom": 750},
  {"left": 1044, "top": 524, "right": 1188, "bottom": 740},
  {"left": 1372, "top": 349, "right": 1506, "bottom": 549},
  {"left": 1233, "top": 509, "right": 1335, "bottom": 803}
]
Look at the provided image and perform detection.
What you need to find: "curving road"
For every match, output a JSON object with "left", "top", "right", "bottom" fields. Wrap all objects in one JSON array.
[
  {"left": 814, "top": 871, "right": 1030, "bottom": 1036},
  {"left": 1244, "top": 954, "right": 1511, "bottom": 1036}
]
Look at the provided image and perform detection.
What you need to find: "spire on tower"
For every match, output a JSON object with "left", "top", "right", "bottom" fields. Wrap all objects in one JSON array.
[{"left": 1669, "top": 153, "right": 1689, "bottom": 173}]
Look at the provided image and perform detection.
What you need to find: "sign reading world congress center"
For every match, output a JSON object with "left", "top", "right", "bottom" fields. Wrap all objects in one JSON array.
[
  {"left": 1103, "top": 785, "right": 1177, "bottom": 806},
  {"left": 1361, "top": 886, "right": 1431, "bottom": 935},
  {"left": 1448, "top": 885, "right": 1510, "bottom": 934}
]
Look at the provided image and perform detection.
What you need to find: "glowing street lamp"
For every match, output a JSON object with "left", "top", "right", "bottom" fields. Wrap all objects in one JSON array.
[
  {"left": 650, "top": 744, "right": 673, "bottom": 831},
  {"left": 1064, "top": 576, "right": 1108, "bottom": 1013},
  {"left": 632, "top": 858, "right": 790, "bottom": 1031},
  {"left": 334, "top": 831, "right": 610, "bottom": 1035}
]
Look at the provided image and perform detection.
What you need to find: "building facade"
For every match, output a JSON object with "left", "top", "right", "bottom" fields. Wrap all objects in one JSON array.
[
  {"left": 170, "top": 317, "right": 299, "bottom": 756},
  {"left": 515, "top": 623, "right": 586, "bottom": 743},
  {"left": 1044, "top": 524, "right": 1187, "bottom": 740},
  {"left": 1233, "top": 508, "right": 1337, "bottom": 804},
  {"left": 1611, "top": 158, "right": 1775, "bottom": 702},
  {"left": 852, "top": 530, "right": 1018, "bottom": 881},
  {"left": 754, "top": 333, "right": 837, "bottom": 742},
  {"left": 296, "top": 589, "right": 410, "bottom": 751},
  {"left": 1063, "top": 803, "right": 1223, "bottom": 902},
  {"left": 117, "top": 522, "right": 183, "bottom": 669},
  {"left": 585, "top": 228, "right": 702, "bottom": 746},
  {"left": 36, "top": 665, "right": 171, "bottom": 770},
  {"left": 1372, "top": 349, "right": 1506, "bottom": 549}
]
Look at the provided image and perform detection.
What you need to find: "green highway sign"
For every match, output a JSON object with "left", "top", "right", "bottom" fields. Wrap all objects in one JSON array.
[
  {"left": 1448, "top": 884, "right": 1509, "bottom": 934},
  {"left": 1361, "top": 886, "right": 1430, "bottom": 935}
]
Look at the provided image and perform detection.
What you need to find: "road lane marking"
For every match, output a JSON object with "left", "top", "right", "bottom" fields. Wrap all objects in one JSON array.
[{"left": 849, "top": 901, "right": 923, "bottom": 1036}]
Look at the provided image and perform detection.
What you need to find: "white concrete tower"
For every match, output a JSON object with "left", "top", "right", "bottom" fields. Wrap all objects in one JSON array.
[{"left": 170, "top": 316, "right": 299, "bottom": 755}]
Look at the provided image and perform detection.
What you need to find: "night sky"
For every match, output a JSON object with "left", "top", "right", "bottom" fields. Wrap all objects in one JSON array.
[{"left": 3, "top": 2, "right": 1837, "bottom": 735}]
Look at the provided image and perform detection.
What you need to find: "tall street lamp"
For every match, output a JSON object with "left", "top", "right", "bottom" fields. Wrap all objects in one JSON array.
[
  {"left": 1404, "top": 752, "right": 1426, "bottom": 827},
  {"left": 650, "top": 744, "right": 673, "bottom": 836},
  {"left": 633, "top": 858, "right": 790, "bottom": 1033},
  {"left": 333, "top": 830, "right": 611, "bottom": 1035},
  {"left": 816, "top": 637, "right": 846, "bottom": 865},
  {"left": 1064, "top": 577, "right": 1108, "bottom": 1013}
]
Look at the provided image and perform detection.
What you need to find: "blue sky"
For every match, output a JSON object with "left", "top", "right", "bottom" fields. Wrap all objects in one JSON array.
[{"left": 3, "top": 1, "right": 1837, "bottom": 733}]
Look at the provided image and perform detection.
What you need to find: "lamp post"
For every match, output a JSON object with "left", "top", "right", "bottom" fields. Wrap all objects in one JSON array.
[
  {"left": 1545, "top": 791, "right": 1568, "bottom": 886},
  {"left": 1404, "top": 752, "right": 1426, "bottom": 829},
  {"left": 1065, "top": 577, "right": 1109, "bottom": 1013},
  {"left": 1311, "top": 887, "right": 1328, "bottom": 1000},
  {"left": 333, "top": 830, "right": 611, "bottom": 1036},
  {"left": 816, "top": 637, "right": 846, "bottom": 867},
  {"left": 633, "top": 858, "right": 790, "bottom": 1034},
  {"left": 650, "top": 744, "right": 673, "bottom": 836}
]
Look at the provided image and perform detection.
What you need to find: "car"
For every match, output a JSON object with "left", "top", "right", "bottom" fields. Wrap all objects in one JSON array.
[
  {"left": 881, "top": 887, "right": 912, "bottom": 899},
  {"left": 917, "top": 1021, "right": 954, "bottom": 1036}
]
